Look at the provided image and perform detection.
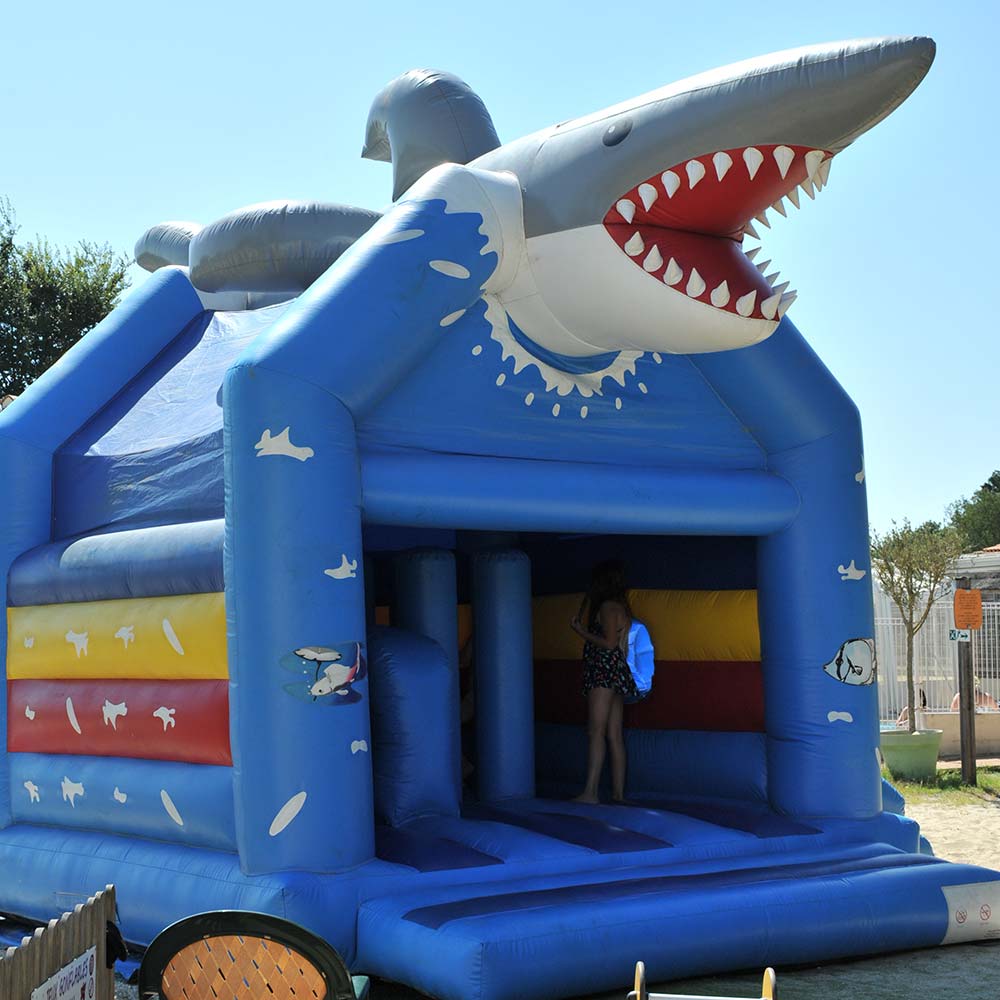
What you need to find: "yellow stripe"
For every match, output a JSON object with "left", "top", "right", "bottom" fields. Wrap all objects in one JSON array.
[
  {"left": 8, "top": 593, "right": 228, "bottom": 680},
  {"left": 533, "top": 589, "right": 760, "bottom": 662}
]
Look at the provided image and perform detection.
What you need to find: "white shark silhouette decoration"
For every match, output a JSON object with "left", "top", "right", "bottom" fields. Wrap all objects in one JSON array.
[
  {"left": 115, "top": 625, "right": 135, "bottom": 648},
  {"left": 23, "top": 781, "right": 40, "bottom": 803},
  {"left": 255, "top": 427, "right": 314, "bottom": 462},
  {"left": 65, "top": 629, "right": 89, "bottom": 657},
  {"left": 153, "top": 706, "right": 177, "bottom": 731},
  {"left": 103, "top": 700, "right": 128, "bottom": 730},
  {"left": 113, "top": 787, "right": 128, "bottom": 804},
  {"left": 838, "top": 560, "right": 866, "bottom": 581},
  {"left": 61, "top": 776, "right": 84, "bottom": 807},
  {"left": 325, "top": 555, "right": 358, "bottom": 580}
]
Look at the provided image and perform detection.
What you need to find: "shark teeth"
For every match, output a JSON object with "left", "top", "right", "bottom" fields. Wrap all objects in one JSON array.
[
  {"left": 638, "top": 183, "right": 658, "bottom": 211},
  {"left": 604, "top": 143, "right": 826, "bottom": 323},
  {"left": 773, "top": 145, "right": 794, "bottom": 179},
  {"left": 760, "top": 292, "right": 781, "bottom": 320},
  {"left": 804, "top": 149, "right": 825, "bottom": 180},
  {"left": 735, "top": 290, "right": 757, "bottom": 317},
  {"left": 710, "top": 280, "right": 730, "bottom": 307},
  {"left": 743, "top": 147, "right": 764, "bottom": 180},
  {"left": 685, "top": 268, "right": 706, "bottom": 298},
  {"left": 713, "top": 151, "right": 733, "bottom": 181},
  {"left": 616, "top": 199, "right": 636, "bottom": 223},
  {"left": 624, "top": 232, "right": 644, "bottom": 256},
  {"left": 685, "top": 159, "right": 706, "bottom": 189}
]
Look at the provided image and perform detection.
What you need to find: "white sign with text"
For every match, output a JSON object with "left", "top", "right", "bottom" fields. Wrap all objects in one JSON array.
[{"left": 30, "top": 945, "right": 97, "bottom": 1000}]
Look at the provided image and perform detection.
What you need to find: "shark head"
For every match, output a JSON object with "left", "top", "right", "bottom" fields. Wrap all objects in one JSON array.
[{"left": 374, "top": 37, "right": 933, "bottom": 360}]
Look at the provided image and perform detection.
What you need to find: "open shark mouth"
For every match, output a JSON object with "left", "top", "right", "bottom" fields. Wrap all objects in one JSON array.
[{"left": 603, "top": 144, "right": 832, "bottom": 322}]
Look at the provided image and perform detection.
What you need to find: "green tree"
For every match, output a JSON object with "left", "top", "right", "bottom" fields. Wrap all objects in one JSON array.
[
  {"left": 871, "top": 520, "right": 964, "bottom": 733},
  {"left": 0, "top": 199, "right": 129, "bottom": 397},
  {"left": 949, "top": 471, "right": 1000, "bottom": 553}
]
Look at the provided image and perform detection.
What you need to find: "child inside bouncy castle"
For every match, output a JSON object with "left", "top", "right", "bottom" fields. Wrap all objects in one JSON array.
[{"left": 570, "top": 560, "right": 636, "bottom": 804}]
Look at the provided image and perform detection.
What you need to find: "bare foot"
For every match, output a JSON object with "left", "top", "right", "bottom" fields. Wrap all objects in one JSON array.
[{"left": 572, "top": 793, "right": 600, "bottom": 804}]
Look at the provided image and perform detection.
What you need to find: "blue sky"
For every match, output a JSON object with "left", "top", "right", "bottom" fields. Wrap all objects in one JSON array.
[{"left": 3, "top": 0, "right": 996, "bottom": 535}]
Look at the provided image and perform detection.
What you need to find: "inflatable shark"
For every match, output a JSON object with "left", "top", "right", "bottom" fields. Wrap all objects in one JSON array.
[
  {"left": 364, "top": 36, "right": 933, "bottom": 357},
  {"left": 138, "top": 37, "right": 933, "bottom": 367}
]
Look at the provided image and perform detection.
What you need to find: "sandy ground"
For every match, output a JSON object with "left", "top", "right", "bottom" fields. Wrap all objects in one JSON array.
[{"left": 908, "top": 798, "right": 1000, "bottom": 871}]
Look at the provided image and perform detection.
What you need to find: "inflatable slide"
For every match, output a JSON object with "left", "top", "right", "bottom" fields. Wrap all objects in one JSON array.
[{"left": 3, "top": 33, "right": 997, "bottom": 1000}]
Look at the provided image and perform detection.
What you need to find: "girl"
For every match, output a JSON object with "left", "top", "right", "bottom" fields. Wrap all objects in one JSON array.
[{"left": 570, "top": 559, "right": 637, "bottom": 803}]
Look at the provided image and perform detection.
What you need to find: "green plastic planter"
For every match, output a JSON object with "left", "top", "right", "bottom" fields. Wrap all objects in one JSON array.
[{"left": 880, "top": 728, "right": 943, "bottom": 781}]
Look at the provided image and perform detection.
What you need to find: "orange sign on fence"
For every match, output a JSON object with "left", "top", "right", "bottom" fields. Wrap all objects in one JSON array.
[{"left": 954, "top": 589, "right": 984, "bottom": 630}]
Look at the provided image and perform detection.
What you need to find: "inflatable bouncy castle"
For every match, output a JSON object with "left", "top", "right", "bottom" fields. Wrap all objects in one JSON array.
[{"left": 2, "top": 35, "right": 997, "bottom": 1000}]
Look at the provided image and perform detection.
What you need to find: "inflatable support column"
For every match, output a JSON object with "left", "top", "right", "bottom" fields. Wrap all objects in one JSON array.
[
  {"left": 224, "top": 164, "right": 523, "bottom": 873},
  {"left": 473, "top": 549, "right": 534, "bottom": 801},
  {"left": 695, "top": 320, "right": 879, "bottom": 818},
  {"left": 393, "top": 550, "right": 461, "bottom": 794}
]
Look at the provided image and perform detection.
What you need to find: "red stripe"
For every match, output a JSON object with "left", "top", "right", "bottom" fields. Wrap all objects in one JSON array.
[
  {"left": 534, "top": 660, "right": 765, "bottom": 733},
  {"left": 8, "top": 679, "right": 231, "bottom": 764}
]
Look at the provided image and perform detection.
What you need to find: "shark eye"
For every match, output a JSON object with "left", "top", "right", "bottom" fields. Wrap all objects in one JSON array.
[{"left": 603, "top": 118, "right": 632, "bottom": 146}]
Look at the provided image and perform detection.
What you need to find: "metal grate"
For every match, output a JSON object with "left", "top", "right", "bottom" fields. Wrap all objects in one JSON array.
[{"left": 161, "top": 935, "right": 327, "bottom": 1000}]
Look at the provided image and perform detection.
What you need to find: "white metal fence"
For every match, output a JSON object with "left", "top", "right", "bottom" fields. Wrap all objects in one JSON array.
[{"left": 875, "top": 588, "right": 1000, "bottom": 721}]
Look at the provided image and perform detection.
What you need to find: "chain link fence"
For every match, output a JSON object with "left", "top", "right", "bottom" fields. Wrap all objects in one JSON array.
[{"left": 875, "top": 587, "right": 1000, "bottom": 722}]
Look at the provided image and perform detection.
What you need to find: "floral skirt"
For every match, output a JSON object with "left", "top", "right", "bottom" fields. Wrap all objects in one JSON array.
[{"left": 582, "top": 642, "right": 637, "bottom": 698}]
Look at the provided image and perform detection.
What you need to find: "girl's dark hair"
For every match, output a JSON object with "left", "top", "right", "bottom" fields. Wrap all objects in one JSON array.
[{"left": 585, "top": 559, "right": 632, "bottom": 627}]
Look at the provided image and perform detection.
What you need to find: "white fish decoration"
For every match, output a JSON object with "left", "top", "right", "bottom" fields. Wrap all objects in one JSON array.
[
  {"left": 823, "top": 638, "right": 876, "bottom": 686},
  {"left": 324, "top": 555, "right": 358, "bottom": 580},
  {"left": 103, "top": 700, "right": 128, "bottom": 730},
  {"left": 23, "top": 781, "right": 40, "bottom": 803},
  {"left": 855, "top": 457, "right": 865, "bottom": 484},
  {"left": 160, "top": 789, "right": 184, "bottom": 826},
  {"left": 153, "top": 706, "right": 177, "bottom": 731},
  {"left": 837, "top": 560, "right": 867, "bottom": 581},
  {"left": 308, "top": 648, "right": 360, "bottom": 698},
  {"left": 61, "top": 776, "right": 84, "bottom": 807},
  {"left": 65, "top": 697, "right": 82, "bottom": 735},
  {"left": 269, "top": 792, "right": 307, "bottom": 837},
  {"left": 295, "top": 646, "right": 342, "bottom": 662},
  {"left": 350, "top": 740, "right": 369, "bottom": 755},
  {"left": 23, "top": 636, "right": 34, "bottom": 649},
  {"left": 161, "top": 619, "right": 185, "bottom": 656},
  {"left": 65, "top": 629, "right": 89, "bottom": 657},
  {"left": 24, "top": 705, "right": 36, "bottom": 721},
  {"left": 115, "top": 625, "right": 135, "bottom": 648},
  {"left": 113, "top": 787, "right": 128, "bottom": 804},
  {"left": 827, "top": 711, "right": 854, "bottom": 724},
  {"left": 254, "top": 427, "right": 314, "bottom": 462}
]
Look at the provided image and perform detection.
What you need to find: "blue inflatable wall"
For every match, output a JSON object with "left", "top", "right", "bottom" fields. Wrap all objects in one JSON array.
[{"left": 3, "top": 34, "right": 997, "bottom": 1000}]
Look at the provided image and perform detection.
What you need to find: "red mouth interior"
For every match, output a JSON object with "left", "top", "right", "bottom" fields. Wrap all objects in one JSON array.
[{"left": 603, "top": 144, "right": 828, "bottom": 320}]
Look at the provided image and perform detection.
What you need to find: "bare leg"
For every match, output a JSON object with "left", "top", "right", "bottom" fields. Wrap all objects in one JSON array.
[
  {"left": 608, "top": 693, "right": 627, "bottom": 801},
  {"left": 575, "top": 687, "right": 613, "bottom": 803}
]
